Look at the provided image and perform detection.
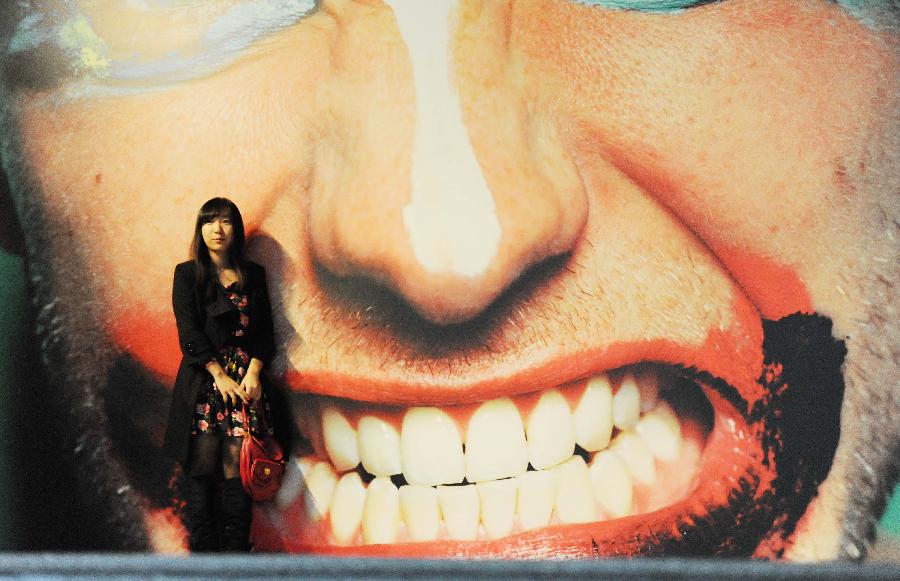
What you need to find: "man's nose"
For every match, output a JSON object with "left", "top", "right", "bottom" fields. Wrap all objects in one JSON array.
[{"left": 306, "top": 1, "right": 587, "bottom": 325}]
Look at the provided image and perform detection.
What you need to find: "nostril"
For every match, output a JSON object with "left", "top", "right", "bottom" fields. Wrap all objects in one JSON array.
[
  {"left": 313, "top": 252, "right": 573, "bottom": 345},
  {"left": 308, "top": 184, "right": 587, "bottom": 325}
]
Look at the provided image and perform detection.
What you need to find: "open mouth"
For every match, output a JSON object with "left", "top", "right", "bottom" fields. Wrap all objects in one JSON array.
[
  {"left": 276, "top": 365, "right": 707, "bottom": 542},
  {"left": 246, "top": 314, "right": 845, "bottom": 558}
]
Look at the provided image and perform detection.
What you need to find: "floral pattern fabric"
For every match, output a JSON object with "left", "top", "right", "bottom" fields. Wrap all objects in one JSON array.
[{"left": 191, "top": 283, "right": 273, "bottom": 437}]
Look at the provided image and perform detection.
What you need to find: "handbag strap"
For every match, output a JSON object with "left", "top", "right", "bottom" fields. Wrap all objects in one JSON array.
[{"left": 241, "top": 399, "right": 256, "bottom": 438}]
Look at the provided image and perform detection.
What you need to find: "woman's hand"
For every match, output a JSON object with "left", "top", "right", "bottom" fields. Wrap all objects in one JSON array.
[
  {"left": 216, "top": 374, "right": 248, "bottom": 406},
  {"left": 206, "top": 361, "right": 248, "bottom": 406},
  {"left": 240, "top": 371, "right": 262, "bottom": 402},
  {"left": 241, "top": 358, "right": 265, "bottom": 401}
]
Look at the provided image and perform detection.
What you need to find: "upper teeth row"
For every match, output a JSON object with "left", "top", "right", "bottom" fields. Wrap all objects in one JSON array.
[{"left": 312, "top": 369, "right": 672, "bottom": 486}]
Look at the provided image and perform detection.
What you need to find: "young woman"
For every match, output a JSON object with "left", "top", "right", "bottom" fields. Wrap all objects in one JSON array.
[{"left": 163, "top": 197, "right": 276, "bottom": 552}]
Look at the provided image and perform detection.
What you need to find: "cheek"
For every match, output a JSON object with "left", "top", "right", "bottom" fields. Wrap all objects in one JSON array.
[
  {"left": 83, "top": 238, "right": 184, "bottom": 384},
  {"left": 89, "top": 219, "right": 194, "bottom": 384},
  {"left": 15, "top": 62, "right": 314, "bottom": 384},
  {"left": 517, "top": 0, "right": 890, "bottom": 317},
  {"left": 18, "top": 118, "right": 193, "bottom": 384}
]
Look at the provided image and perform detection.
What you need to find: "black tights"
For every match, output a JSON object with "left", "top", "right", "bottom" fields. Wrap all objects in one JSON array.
[
  {"left": 189, "top": 432, "right": 242, "bottom": 479},
  {"left": 185, "top": 433, "right": 251, "bottom": 552}
]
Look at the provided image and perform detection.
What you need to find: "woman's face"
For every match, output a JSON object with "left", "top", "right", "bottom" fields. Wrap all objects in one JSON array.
[
  {"left": 201, "top": 214, "right": 235, "bottom": 255},
  {"left": 1, "top": 0, "right": 897, "bottom": 560}
]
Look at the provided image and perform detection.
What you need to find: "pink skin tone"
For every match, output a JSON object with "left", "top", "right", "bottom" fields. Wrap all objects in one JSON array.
[{"left": 6, "top": 0, "right": 898, "bottom": 558}]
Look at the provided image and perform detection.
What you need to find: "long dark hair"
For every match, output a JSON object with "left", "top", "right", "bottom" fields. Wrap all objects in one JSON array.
[{"left": 189, "top": 197, "right": 247, "bottom": 294}]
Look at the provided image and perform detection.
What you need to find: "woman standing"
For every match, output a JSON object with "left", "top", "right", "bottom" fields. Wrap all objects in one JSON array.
[{"left": 163, "top": 197, "right": 276, "bottom": 552}]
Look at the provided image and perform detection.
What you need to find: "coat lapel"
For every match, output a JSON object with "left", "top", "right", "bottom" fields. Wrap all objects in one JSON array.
[
  {"left": 206, "top": 285, "right": 237, "bottom": 318},
  {"left": 203, "top": 283, "right": 238, "bottom": 349}
]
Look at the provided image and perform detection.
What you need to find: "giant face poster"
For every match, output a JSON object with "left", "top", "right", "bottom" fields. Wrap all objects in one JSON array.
[{"left": 0, "top": 0, "right": 898, "bottom": 561}]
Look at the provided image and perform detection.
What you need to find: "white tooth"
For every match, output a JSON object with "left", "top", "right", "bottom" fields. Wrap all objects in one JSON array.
[
  {"left": 526, "top": 389, "right": 576, "bottom": 470},
  {"left": 437, "top": 485, "right": 479, "bottom": 541},
  {"left": 465, "top": 398, "right": 528, "bottom": 482},
  {"left": 516, "top": 470, "right": 557, "bottom": 531},
  {"left": 276, "top": 456, "right": 308, "bottom": 509},
  {"left": 476, "top": 478, "right": 518, "bottom": 540},
  {"left": 612, "top": 374, "right": 641, "bottom": 431},
  {"left": 401, "top": 407, "right": 465, "bottom": 486},
  {"left": 399, "top": 485, "right": 441, "bottom": 542},
  {"left": 330, "top": 472, "right": 367, "bottom": 545},
  {"left": 635, "top": 401, "right": 682, "bottom": 462},
  {"left": 304, "top": 461, "right": 338, "bottom": 521},
  {"left": 573, "top": 375, "right": 614, "bottom": 452},
  {"left": 588, "top": 450, "right": 633, "bottom": 518},
  {"left": 552, "top": 456, "right": 597, "bottom": 524},
  {"left": 611, "top": 431, "right": 656, "bottom": 485},
  {"left": 322, "top": 406, "right": 360, "bottom": 472},
  {"left": 357, "top": 415, "right": 403, "bottom": 476},
  {"left": 635, "top": 369, "right": 660, "bottom": 413},
  {"left": 362, "top": 477, "right": 400, "bottom": 545}
]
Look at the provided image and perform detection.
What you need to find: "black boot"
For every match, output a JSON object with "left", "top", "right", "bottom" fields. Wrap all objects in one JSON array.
[
  {"left": 221, "top": 477, "right": 252, "bottom": 552},
  {"left": 185, "top": 476, "right": 220, "bottom": 552}
]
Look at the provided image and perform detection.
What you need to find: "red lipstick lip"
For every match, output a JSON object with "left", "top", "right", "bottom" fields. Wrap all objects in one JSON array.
[
  {"left": 252, "top": 386, "right": 769, "bottom": 557},
  {"left": 280, "top": 328, "right": 763, "bottom": 408}
]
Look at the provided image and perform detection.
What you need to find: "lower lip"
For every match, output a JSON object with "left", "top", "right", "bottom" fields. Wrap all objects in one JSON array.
[{"left": 250, "top": 387, "right": 769, "bottom": 557}]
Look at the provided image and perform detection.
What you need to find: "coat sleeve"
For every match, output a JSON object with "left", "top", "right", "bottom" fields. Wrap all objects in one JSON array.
[
  {"left": 172, "top": 262, "right": 216, "bottom": 367},
  {"left": 249, "top": 264, "right": 276, "bottom": 366}
]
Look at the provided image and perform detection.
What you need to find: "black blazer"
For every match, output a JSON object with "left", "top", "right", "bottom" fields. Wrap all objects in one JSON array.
[{"left": 163, "top": 260, "right": 276, "bottom": 465}]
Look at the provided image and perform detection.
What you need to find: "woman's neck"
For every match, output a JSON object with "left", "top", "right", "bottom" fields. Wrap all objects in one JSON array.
[{"left": 209, "top": 250, "right": 230, "bottom": 270}]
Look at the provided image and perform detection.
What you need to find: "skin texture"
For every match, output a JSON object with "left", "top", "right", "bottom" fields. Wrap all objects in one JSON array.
[{"left": 0, "top": 0, "right": 897, "bottom": 559}]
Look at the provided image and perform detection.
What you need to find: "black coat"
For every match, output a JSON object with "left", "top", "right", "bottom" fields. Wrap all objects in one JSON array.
[{"left": 163, "top": 260, "right": 276, "bottom": 466}]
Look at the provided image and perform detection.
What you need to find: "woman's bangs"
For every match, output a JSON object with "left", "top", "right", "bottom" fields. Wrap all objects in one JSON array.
[{"left": 198, "top": 199, "right": 234, "bottom": 225}]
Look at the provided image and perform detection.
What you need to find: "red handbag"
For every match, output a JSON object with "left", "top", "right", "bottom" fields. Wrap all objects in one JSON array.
[{"left": 239, "top": 401, "right": 285, "bottom": 502}]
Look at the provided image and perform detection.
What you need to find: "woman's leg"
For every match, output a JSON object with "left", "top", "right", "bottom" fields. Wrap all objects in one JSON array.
[
  {"left": 185, "top": 433, "right": 222, "bottom": 552},
  {"left": 220, "top": 436, "right": 252, "bottom": 551}
]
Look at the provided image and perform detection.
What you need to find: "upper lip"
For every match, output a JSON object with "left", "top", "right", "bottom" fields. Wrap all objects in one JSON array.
[
  {"left": 281, "top": 335, "right": 763, "bottom": 408},
  {"left": 277, "top": 280, "right": 760, "bottom": 407},
  {"left": 278, "top": 259, "right": 765, "bottom": 406}
]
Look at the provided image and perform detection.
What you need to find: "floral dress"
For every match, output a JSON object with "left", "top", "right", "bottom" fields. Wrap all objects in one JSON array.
[{"left": 191, "top": 283, "right": 273, "bottom": 438}]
